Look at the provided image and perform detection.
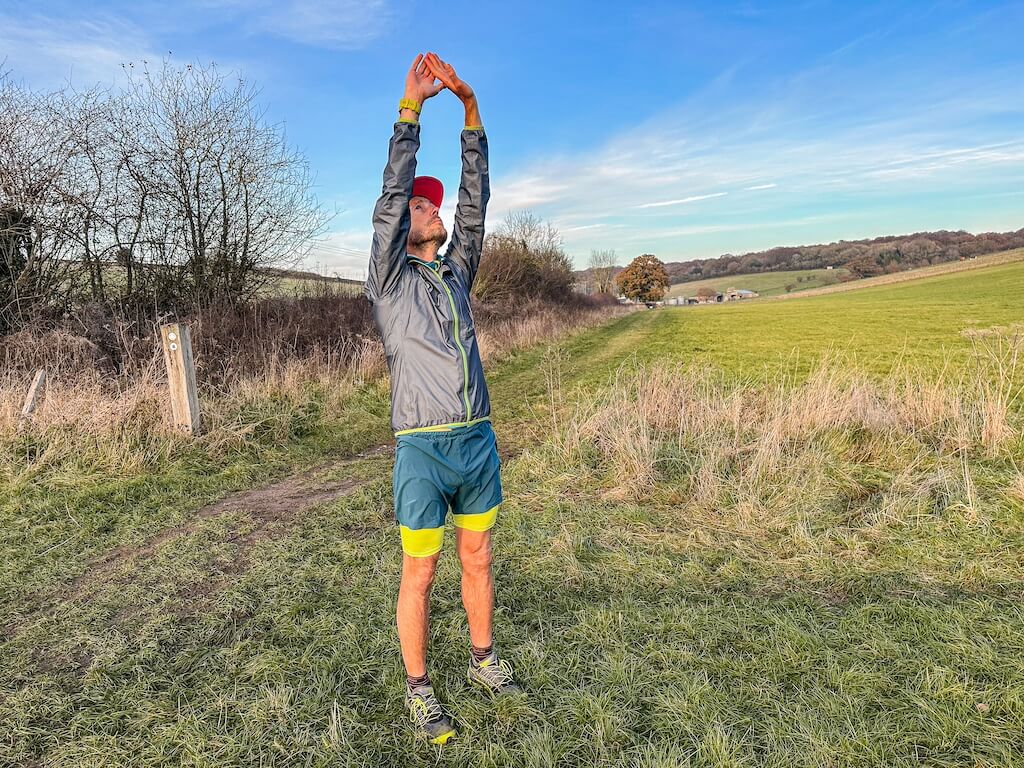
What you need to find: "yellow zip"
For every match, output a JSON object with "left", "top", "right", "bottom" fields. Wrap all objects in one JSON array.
[{"left": 421, "top": 264, "right": 472, "bottom": 422}]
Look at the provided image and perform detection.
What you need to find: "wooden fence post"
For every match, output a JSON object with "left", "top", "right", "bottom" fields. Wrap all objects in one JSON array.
[
  {"left": 18, "top": 369, "right": 46, "bottom": 431},
  {"left": 160, "top": 323, "right": 201, "bottom": 436}
]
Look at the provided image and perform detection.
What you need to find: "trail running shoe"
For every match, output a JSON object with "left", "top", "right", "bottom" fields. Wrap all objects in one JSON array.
[
  {"left": 467, "top": 651, "right": 524, "bottom": 697},
  {"left": 404, "top": 683, "right": 457, "bottom": 745}
]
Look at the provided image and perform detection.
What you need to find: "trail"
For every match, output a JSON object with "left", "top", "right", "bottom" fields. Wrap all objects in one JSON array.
[
  {"left": 5, "top": 310, "right": 651, "bottom": 646},
  {"left": 4, "top": 444, "right": 393, "bottom": 641}
]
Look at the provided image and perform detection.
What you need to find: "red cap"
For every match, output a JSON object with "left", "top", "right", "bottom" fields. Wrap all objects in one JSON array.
[{"left": 412, "top": 176, "right": 444, "bottom": 209}]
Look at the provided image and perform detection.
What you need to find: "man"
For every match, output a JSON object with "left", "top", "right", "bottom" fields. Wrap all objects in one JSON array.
[{"left": 364, "top": 53, "right": 523, "bottom": 745}]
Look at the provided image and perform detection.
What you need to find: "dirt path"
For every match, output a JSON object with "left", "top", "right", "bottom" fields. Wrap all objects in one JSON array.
[
  {"left": 5, "top": 310, "right": 650, "bottom": 645},
  {"left": 5, "top": 443, "right": 395, "bottom": 641}
]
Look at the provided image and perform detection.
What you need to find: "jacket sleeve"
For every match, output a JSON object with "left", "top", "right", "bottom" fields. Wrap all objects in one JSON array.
[
  {"left": 445, "top": 127, "right": 490, "bottom": 290},
  {"left": 365, "top": 121, "right": 420, "bottom": 303}
]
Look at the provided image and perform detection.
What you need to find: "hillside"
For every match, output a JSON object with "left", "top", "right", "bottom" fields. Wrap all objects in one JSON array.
[
  {"left": 573, "top": 228, "right": 1024, "bottom": 292},
  {"left": 661, "top": 227, "right": 1024, "bottom": 284},
  {"left": 665, "top": 267, "right": 849, "bottom": 299},
  {"left": 771, "top": 247, "right": 1024, "bottom": 301}
]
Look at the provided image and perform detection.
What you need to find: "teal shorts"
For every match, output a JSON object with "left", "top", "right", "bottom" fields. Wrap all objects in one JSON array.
[{"left": 393, "top": 419, "right": 503, "bottom": 557}]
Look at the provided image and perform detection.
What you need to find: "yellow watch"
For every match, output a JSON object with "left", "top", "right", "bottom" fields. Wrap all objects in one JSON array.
[{"left": 399, "top": 97, "right": 421, "bottom": 114}]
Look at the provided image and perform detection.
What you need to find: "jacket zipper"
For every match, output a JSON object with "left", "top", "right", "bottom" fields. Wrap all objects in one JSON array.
[{"left": 423, "top": 266, "right": 472, "bottom": 422}]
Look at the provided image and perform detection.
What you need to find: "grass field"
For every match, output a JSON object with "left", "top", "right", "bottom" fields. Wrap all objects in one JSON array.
[
  {"left": 666, "top": 268, "right": 849, "bottom": 299},
  {"left": 3, "top": 258, "right": 1024, "bottom": 766}
]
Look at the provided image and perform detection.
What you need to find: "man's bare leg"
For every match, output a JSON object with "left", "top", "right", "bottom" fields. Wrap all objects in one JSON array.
[
  {"left": 397, "top": 551, "right": 440, "bottom": 677},
  {"left": 456, "top": 527, "right": 493, "bottom": 648}
]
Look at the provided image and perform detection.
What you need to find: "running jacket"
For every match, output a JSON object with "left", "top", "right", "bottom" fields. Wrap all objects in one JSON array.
[{"left": 364, "top": 121, "right": 492, "bottom": 436}]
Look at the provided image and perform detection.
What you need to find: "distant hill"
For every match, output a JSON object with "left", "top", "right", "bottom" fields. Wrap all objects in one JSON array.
[
  {"left": 261, "top": 267, "right": 362, "bottom": 285},
  {"left": 665, "top": 267, "right": 850, "bottom": 299},
  {"left": 574, "top": 227, "right": 1024, "bottom": 287}
]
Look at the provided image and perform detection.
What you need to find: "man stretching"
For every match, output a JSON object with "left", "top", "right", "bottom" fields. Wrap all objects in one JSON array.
[{"left": 364, "top": 53, "right": 522, "bottom": 745}]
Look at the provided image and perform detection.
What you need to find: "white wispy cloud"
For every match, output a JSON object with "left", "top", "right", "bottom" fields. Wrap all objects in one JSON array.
[
  {"left": 633, "top": 192, "right": 729, "bottom": 209},
  {"left": 306, "top": 229, "right": 374, "bottom": 278},
  {"left": 0, "top": 14, "right": 160, "bottom": 86},
  {"left": 196, "top": 0, "right": 394, "bottom": 49},
  {"left": 489, "top": 57, "right": 1024, "bottom": 262}
]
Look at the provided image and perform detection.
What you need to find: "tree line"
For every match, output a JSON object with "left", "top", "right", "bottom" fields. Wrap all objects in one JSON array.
[
  {"left": 663, "top": 228, "right": 1024, "bottom": 284},
  {"left": 573, "top": 228, "right": 1024, "bottom": 289},
  {"left": 0, "top": 62, "right": 326, "bottom": 335}
]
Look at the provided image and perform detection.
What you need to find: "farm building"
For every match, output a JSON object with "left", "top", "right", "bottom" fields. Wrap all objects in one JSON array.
[{"left": 725, "top": 288, "right": 759, "bottom": 301}]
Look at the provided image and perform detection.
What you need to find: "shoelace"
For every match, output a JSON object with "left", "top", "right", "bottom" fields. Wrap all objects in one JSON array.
[
  {"left": 478, "top": 658, "right": 515, "bottom": 688},
  {"left": 410, "top": 692, "right": 446, "bottom": 724}
]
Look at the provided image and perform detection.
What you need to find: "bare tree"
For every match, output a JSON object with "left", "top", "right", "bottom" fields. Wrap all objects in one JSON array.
[
  {"left": 0, "top": 71, "right": 82, "bottom": 333},
  {"left": 1, "top": 60, "right": 330, "bottom": 334},
  {"left": 475, "top": 211, "right": 574, "bottom": 302},
  {"left": 588, "top": 248, "right": 618, "bottom": 294},
  {"left": 113, "top": 61, "right": 329, "bottom": 308}
]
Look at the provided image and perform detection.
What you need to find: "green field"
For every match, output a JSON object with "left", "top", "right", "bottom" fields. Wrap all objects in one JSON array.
[
  {"left": 666, "top": 267, "right": 849, "bottom": 299},
  {"left": 4, "top": 258, "right": 1024, "bottom": 766}
]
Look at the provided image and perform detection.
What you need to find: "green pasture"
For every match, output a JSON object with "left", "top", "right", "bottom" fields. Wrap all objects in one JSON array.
[
  {"left": 652, "top": 255, "right": 1024, "bottom": 378},
  {"left": 3, "top": 257, "right": 1024, "bottom": 766},
  {"left": 666, "top": 267, "right": 849, "bottom": 299}
]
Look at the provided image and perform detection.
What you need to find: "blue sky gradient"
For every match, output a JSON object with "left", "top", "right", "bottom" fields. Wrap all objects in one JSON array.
[{"left": 2, "top": 0, "right": 1022, "bottom": 276}]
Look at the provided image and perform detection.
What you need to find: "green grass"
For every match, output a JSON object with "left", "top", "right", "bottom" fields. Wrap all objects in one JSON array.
[
  {"left": 666, "top": 268, "right": 849, "bottom": 299},
  {"left": 3, "top": 260, "right": 1024, "bottom": 766},
  {"left": 255, "top": 275, "right": 364, "bottom": 298},
  {"left": 649, "top": 256, "right": 1024, "bottom": 379}
]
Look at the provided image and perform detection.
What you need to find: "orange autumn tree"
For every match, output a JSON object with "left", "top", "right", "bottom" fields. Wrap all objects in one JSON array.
[{"left": 615, "top": 253, "right": 669, "bottom": 302}]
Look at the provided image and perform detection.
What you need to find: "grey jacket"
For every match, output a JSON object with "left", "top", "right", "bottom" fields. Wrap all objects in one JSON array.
[{"left": 364, "top": 121, "right": 492, "bottom": 436}]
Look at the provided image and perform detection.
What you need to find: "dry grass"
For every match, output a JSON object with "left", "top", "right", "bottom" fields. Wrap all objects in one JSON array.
[
  {"left": 0, "top": 298, "right": 627, "bottom": 476},
  {"left": 544, "top": 332, "right": 1023, "bottom": 534}
]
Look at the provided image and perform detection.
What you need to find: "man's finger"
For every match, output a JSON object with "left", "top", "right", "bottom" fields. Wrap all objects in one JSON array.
[
  {"left": 426, "top": 59, "right": 455, "bottom": 88},
  {"left": 426, "top": 53, "right": 446, "bottom": 74},
  {"left": 409, "top": 53, "right": 423, "bottom": 74}
]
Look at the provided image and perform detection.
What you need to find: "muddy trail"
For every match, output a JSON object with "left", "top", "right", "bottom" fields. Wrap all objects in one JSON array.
[{"left": 5, "top": 443, "right": 396, "bottom": 643}]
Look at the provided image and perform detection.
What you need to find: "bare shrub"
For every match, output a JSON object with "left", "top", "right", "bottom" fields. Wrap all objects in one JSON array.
[
  {"left": 0, "top": 292, "right": 626, "bottom": 471},
  {"left": 475, "top": 211, "right": 574, "bottom": 302}
]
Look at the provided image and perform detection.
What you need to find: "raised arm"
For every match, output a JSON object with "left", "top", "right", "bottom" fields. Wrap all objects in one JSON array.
[
  {"left": 365, "top": 55, "right": 443, "bottom": 303},
  {"left": 425, "top": 53, "right": 490, "bottom": 289}
]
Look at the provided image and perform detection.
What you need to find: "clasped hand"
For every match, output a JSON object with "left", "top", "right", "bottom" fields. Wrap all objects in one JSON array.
[{"left": 404, "top": 52, "right": 475, "bottom": 106}]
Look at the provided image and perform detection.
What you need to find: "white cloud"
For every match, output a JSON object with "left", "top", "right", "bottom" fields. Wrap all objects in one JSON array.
[
  {"left": 305, "top": 229, "right": 373, "bottom": 278},
  {"left": 0, "top": 14, "right": 160, "bottom": 86},
  {"left": 633, "top": 192, "right": 729, "bottom": 209},
  {"left": 198, "top": 0, "right": 394, "bottom": 49},
  {"left": 489, "top": 61, "right": 1024, "bottom": 263}
]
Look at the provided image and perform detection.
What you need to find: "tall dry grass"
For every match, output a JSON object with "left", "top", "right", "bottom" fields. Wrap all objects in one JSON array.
[
  {"left": 540, "top": 330, "right": 1023, "bottom": 535},
  {"left": 0, "top": 296, "right": 628, "bottom": 478}
]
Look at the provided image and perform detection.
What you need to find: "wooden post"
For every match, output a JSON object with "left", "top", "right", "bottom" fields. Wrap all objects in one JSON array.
[
  {"left": 18, "top": 369, "right": 46, "bottom": 430},
  {"left": 160, "top": 323, "right": 201, "bottom": 436}
]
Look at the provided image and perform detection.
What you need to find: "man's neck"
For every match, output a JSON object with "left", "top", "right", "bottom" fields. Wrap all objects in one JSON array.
[{"left": 407, "top": 242, "right": 441, "bottom": 262}]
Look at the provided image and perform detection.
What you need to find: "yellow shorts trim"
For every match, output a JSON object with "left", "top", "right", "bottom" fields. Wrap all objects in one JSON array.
[
  {"left": 452, "top": 503, "right": 500, "bottom": 532},
  {"left": 400, "top": 525, "right": 444, "bottom": 557}
]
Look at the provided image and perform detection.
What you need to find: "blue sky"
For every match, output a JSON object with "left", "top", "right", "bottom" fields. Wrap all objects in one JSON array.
[{"left": 2, "top": 0, "right": 1022, "bottom": 276}]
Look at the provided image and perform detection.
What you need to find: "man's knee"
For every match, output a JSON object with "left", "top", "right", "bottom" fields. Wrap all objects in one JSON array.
[
  {"left": 401, "top": 553, "right": 438, "bottom": 593},
  {"left": 458, "top": 532, "right": 492, "bottom": 575}
]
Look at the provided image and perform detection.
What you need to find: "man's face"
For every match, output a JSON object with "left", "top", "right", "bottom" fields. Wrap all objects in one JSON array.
[{"left": 408, "top": 196, "right": 448, "bottom": 249}]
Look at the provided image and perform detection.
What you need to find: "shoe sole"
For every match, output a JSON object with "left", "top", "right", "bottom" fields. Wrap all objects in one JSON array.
[{"left": 430, "top": 729, "right": 456, "bottom": 745}]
